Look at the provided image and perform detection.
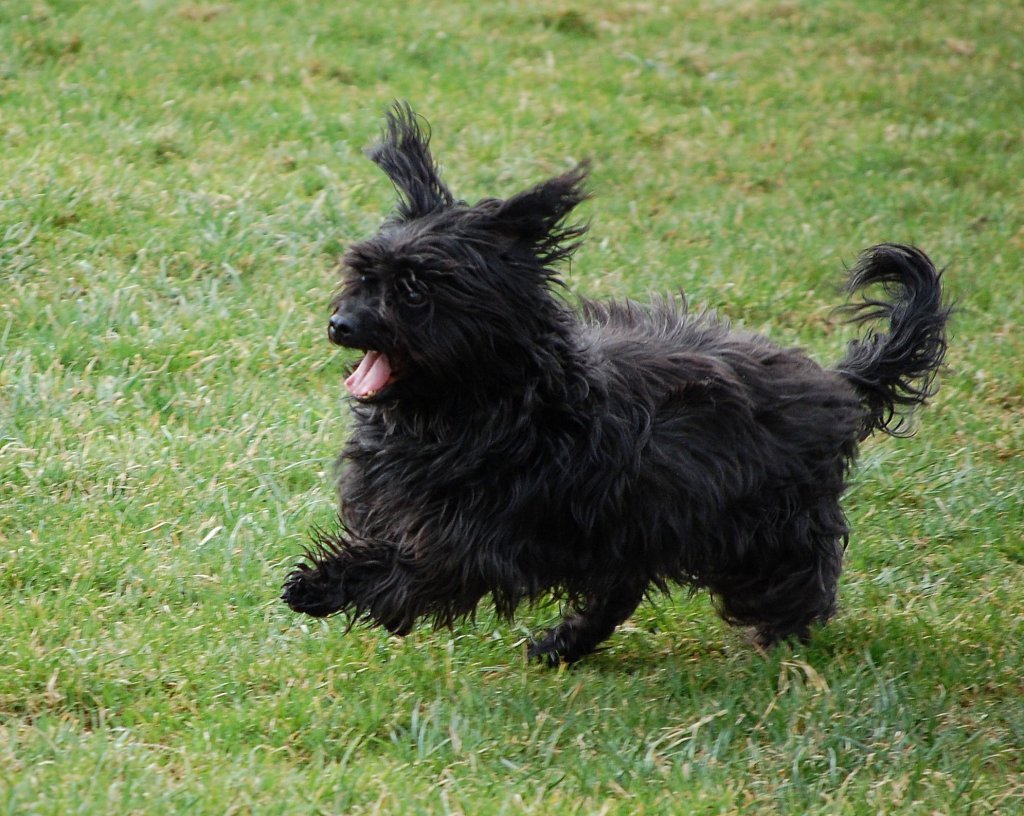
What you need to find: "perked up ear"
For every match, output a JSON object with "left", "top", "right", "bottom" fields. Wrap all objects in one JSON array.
[
  {"left": 368, "top": 101, "right": 456, "bottom": 221},
  {"left": 489, "top": 162, "right": 591, "bottom": 266}
]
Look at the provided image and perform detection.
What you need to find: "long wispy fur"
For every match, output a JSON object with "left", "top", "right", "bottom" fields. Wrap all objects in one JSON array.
[{"left": 282, "top": 103, "right": 950, "bottom": 665}]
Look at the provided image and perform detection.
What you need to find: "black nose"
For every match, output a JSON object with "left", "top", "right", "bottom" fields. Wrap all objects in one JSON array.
[{"left": 328, "top": 312, "right": 354, "bottom": 344}]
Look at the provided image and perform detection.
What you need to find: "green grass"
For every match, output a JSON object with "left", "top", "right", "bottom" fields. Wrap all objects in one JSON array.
[{"left": 2, "top": 0, "right": 1022, "bottom": 812}]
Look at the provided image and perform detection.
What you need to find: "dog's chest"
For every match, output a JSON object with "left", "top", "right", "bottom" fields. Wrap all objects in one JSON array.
[{"left": 342, "top": 414, "right": 567, "bottom": 539}]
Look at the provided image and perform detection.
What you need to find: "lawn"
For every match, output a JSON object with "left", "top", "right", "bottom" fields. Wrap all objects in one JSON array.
[{"left": 1, "top": 0, "right": 1022, "bottom": 813}]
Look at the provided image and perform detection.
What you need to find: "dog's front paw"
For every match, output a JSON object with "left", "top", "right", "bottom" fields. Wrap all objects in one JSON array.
[
  {"left": 281, "top": 532, "right": 354, "bottom": 618},
  {"left": 281, "top": 562, "right": 349, "bottom": 618},
  {"left": 528, "top": 625, "right": 586, "bottom": 668},
  {"left": 527, "top": 632, "right": 564, "bottom": 668}
]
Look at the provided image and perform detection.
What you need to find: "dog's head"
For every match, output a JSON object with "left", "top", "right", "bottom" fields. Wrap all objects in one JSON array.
[{"left": 329, "top": 102, "right": 589, "bottom": 403}]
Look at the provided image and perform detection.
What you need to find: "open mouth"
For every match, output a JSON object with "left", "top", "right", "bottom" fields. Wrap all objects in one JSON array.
[{"left": 345, "top": 350, "right": 396, "bottom": 399}]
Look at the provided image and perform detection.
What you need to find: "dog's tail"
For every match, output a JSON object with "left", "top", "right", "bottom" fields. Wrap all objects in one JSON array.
[{"left": 835, "top": 243, "right": 950, "bottom": 438}]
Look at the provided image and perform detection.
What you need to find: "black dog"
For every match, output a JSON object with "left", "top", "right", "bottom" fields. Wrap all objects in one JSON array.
[{"left": 282, "top": 103, "right": 949, "bottom": 665}]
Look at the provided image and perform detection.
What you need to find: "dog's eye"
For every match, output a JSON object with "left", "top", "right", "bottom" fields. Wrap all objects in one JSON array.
[
  {"left": 398, "top": 276, "right": 427, "bottom": 307},
  {"left": 351, "top": 274, "right": 374, "bottom": 292},
  {"left": 402, "top": 288, "right": 426, "bottom": 306}
]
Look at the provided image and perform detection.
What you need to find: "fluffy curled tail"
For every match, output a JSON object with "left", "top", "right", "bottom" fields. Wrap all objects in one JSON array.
[{"left": 836, "top": 243, "right": 951, "bottom": 438}]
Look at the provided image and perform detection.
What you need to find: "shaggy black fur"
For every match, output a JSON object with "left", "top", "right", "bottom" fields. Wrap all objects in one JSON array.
[{"left": 282, "top": 103, "right": 950, "bottom": 665}]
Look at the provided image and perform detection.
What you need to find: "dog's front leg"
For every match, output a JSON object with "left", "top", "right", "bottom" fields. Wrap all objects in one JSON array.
[
  {"left": 281, "top": 529, "right": 423, "bottom": 634},
  {"left": 528, "top": 580, "right": 648, "bottom": 666},
  {"left": 282, "top": 527, "right": 491, "bottom": 636}
]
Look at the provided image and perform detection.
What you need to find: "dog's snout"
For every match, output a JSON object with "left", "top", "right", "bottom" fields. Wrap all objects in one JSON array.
[{"left": 328, "top": 312, "right": 355, "bottom": 344}]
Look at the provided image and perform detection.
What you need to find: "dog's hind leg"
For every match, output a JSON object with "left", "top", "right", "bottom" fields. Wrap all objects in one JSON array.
[
  {"left": 715, "top": 537, "right": 844, "bottom": 649},
  {"left": 528, "top": 581, "right": 648, "bottom": 666}
]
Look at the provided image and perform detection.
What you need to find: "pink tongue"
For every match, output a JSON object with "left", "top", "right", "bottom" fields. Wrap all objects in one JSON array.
[{"left": 345, "top": 351, "right": 393, "bottom": 397}]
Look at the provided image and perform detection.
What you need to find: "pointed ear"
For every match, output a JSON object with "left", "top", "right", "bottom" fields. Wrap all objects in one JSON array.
[
  {"left": 367, "top": 102, "right": 455, "bottom": 220},
  {"left": 488, "top": 163, "right": 591, "bottom": 265}
]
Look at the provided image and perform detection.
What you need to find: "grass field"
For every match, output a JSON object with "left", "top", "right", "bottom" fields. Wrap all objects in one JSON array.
[{"left": 2, "top": 0, "right": 1022, "bottom": 812}]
